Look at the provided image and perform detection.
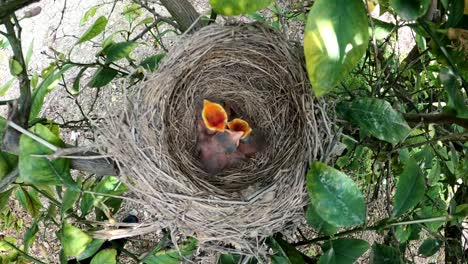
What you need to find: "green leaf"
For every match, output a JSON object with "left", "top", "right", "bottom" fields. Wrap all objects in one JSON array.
[
  {"left": 18, "top": 124, "right": 74, "bottom": 186},
  {"left": 87, "top": 67, "right": 118, "bottom": 88},
  {"left": 418, "top": 239, "right": 442, "bottom": 257},
  {"left": 393, "top": 158, "right": 425, "bottom": 217},
  {"left": 81, "top": 6, "right": 99, "bottom": 25},
  {"left": 140, "top": 54, "right": 166, "bottom": 72},
  {"left": 427, "top": 160, "right": 441, "bottom": 186},
  {"left": 0, "top": 188, "right": 14, "bottom": 213},
  {"left": 218, "top": 254, "right": 241, "bottom": 264},
  {"left": 394, "top": 225, "right": 412, "bottom": 243},
  {"left": 77, "top": 16, "right": 108, "bottom": 44},
  {"left": 143, "top": 237, "right": 198, "bottom": 264},
  {"left": 72, "top": 67, "right": 88, "bottom": 95},
  {"left": 30, "top": 72, "right": 38, "bottom": 89},
  {"left": 371, "top": 243, "right": 403, "bottom": 264},
  {"left": 77, "top": 239, "right": 106, "bottom": 261},
  {"left": 30, "top": 63, "right": 75, "bottom": 120},
  {"left": 440, "top": 67, "right": 468, "bottom": 118},
  {"left": 209, "top": 0, "right": 273, "bottom": 16},
  {"left": 25, "top": 40, "right": 34, "bottom": 67},
  {"left": 90, "top": 248, "right": 117, "bottom": 264},
  {"left": 336, "top": 98, "right": 410, "bottom": 144},
  {"left": 267, "top": 236, "right": 305, "bottom": 264},
  {"left": 15, "top": 187, "right": 42, "bottom": 217},
  {"left": 81, "top": 176, "right": 127, "bottom": 217},
  {"left": 446, "top": 0, "right": 465, "bottom": 27},
  {"left": 60, "top": 222, "right": 92, "bottom": 257},
  {"left": 304, "top": 0, "right": 369, "bottom": 96},
  {"left": 389, "top": 0, "right": 431, "bottom": 21},
  {"left": 23, "top": 220, "right": 38, "bottom": 253},
  {"left": 61, "top": 188, "right": 79, "bottom": 216},
  {"left": 306, "top": 205, "right": 339, "bottom": 235},
  {"left": 9, "top": 58, "right": 23, "bottom": 76},
  {"left": 318, "top": 248, "right": 335, "bottom": 264},
  {"left": 105, "top": 41, "right": 139, "bottom": 62},
  {"left": 307, "top": 162, "right": 366, "bottom": 227},
  {"left": 321, "top": 238, "right": 370, "bottom": 264},
  {"left": 371, "top": 18, "right": 395, "bottom": 40},
  {"left": 0, "top": 78, "right": 15, "bottom": 96}
]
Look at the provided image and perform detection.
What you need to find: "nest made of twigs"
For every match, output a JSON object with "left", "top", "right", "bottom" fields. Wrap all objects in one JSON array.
[{"left": 98, "top": 23, "right": 334, "bottom": 258}]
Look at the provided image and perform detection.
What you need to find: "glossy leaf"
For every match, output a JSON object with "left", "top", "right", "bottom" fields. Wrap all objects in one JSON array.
[
  {"left": 418, "top": 239, "right": 442, "bottom": 257},
  {"left": 90, "top": 248, "right": 117, "bottom": 264},
  {"left": 306, "top": 205, "right": 339, "bottom": 235},
  {"left": 393, "top": 158, "right": 425, "bottom": 217},
  {"left": 389, "top": 0, "right": 431, "bottom": 21},
  {"left": 18, "top": 124, "right": 74, "bottom": 186},
  {"left": 30, "top": 63, "right": 75, "bottom": 120},
  {"left": 307, "top": 162, "right": 366, "bottom": 227},
  {"left": 9, "top": 58, "right": 23, "bottom": 76},
  {"left": 336, "top": 98, "right": 410, "bottom": 144},
  {"left": 209, "top": 0, "right": 272, "bottom": 16},
  {"left": 140, "top": 54, "right": 166, "bottom": 72},
  {"left": 372, "top": 243, "right": 403, "bottom": 264},
  {"left": 77, "top": 239, "right": 106, "bottom": 261},
  {"left": 105, "top": 41, "right": 139, "bottom": 62},
  {"left": 77, "top": 16, "right": 108, "bottom": 44},
  {"left": 61, "top": 223, "right": 92, "bottom": 257},
  {"left": 87, "top": 67, "right": 118, "bottom": 88},
  {"left": 0, "top": 188, "right": 14, "bottom": 213},
  {"left": 321, "top": 238, "right": 370, "bottom": 264},
  {"left": 0, "top": 78, "right": 15, "bottom": 96},
  {"left": 304, "top": 0, "right": 369, "bottom": 96}
]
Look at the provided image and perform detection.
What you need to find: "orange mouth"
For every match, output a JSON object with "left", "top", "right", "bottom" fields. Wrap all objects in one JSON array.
[
  {"left": 202, "top": 99, "right": 227, "bottom": 132},
  {"left": 227, "top": 118, "right": 252, "bottom": 139}
]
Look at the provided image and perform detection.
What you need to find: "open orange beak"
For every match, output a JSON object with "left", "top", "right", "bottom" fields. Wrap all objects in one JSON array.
[
  {"left": 227, "top": 118, "right": 252, "bottom": 139},
  {"left": 202, "top": 99, "right": 227, "bottom": 132}
]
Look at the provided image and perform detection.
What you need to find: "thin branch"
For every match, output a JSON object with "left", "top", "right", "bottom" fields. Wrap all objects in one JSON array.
[{"left": 404, "top": 112, "right": 468, "bottom": 128}]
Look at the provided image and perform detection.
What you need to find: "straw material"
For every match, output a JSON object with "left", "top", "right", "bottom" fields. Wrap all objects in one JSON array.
[{"left": 98, "top": 23, "right": 334, "bottom": 258}]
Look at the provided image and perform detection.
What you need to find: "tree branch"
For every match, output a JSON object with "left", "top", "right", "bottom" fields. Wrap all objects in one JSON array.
[
  {"left": 158, "top": 0, "right": 202, "bottom": 33},
  {"left": 0, "top": 0, "right": 40, "bottom": 20},
  {"left": 404, "top": 112, "right": 468, "bottom": 129}
]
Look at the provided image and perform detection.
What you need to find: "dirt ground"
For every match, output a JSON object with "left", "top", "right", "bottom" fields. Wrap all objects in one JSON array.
[{"left": 0, "top": 1, "right": 434, "bottom": 263}]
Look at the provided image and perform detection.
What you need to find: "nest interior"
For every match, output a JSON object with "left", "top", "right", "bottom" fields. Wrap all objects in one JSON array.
[{"left": 98, "top": 23, "right": 333, "bottom": 255}]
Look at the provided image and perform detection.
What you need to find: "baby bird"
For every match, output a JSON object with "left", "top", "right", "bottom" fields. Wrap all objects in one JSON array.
[
  {"left": 197, "top": 100, "right": 245, "bottom": 174},
  {"left": 228, "top": 118, "right": 264, "bottom": 157}
]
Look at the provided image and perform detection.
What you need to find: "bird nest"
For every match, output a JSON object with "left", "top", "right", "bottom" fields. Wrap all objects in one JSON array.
[{"left": 98, "top": 23, "right": 334, "bottom": 257}]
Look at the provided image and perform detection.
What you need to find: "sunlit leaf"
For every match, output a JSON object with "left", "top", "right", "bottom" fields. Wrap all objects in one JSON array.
[
  {"left": 389, "top": 0, "right": 431, "bottom": 21},
  {"left": 61, "top": 188, "right": 79, "bottom": 216},
  {"left": 418, "top": 239, "right": 442, "bottom": 257},
  {"left": 18, "top": 124, "right": 74, "bottom": 186},
  {"left": 25, "top": 40, "right": 34, "bottom": 67},
  {"left": 61, "top": 222, "right": 92, "bottom": 257},
  {"left": 77, "top": 239, "right": 106, "bottom": 261},
  {"left": 105, "top": 41, "right": 139, "bottom": 62},
  {"left": 321, "top": 238, "right": 370, "bottom": 264},
  {"left": 393, "top": 158, "right": 425, "bottom": 217},
  {"left": 307, "top": 162, "right": 366, "bottom": 227},
  {"left": 9, "top": 58, "right": 23, "bottom": 76},
  {"left": 90, "top": 248, "right": 117, "bottom": 264},
  {"left": 143, "top": 237, "right": 197, "bottom": 264},
  {"left": 306, "top": 205, "right": 339, "bottom": 235},
  {"left": 30, "top": 64, "right": 75, "bottom": 120},
  {"left": 81, "top": 176, "right": 127, "bottom": 217},
  {"left": 337, "top": 98, "right": 410, "bottom": 144},
  {"left": 87, "top": 67, "right": 118, "bottom": 88},
  {"left": 209, "top": 0, "right": 273, "bottom": 16},
  {"left": 0, "top": 78, "right": 15, "bottom": 96},
  {"left": 304, "top": 0, "right": 369, "bottom": 96},
  {"left": 77, "top": 16, "right": 108, "bottom": 44},
  {"left": 81, "top": 6, "right": 99, "bottom": 25}
]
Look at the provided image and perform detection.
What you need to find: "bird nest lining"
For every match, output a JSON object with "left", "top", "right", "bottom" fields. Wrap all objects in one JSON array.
[{"left": 98, "top": 23, "right": 334, "bottom": 256}]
